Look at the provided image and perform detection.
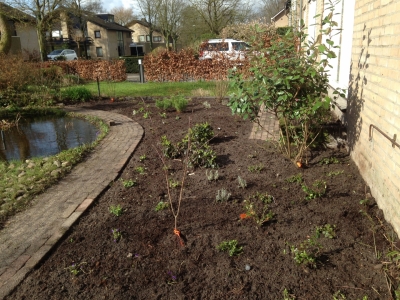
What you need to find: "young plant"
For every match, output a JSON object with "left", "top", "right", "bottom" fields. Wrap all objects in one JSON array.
[
  {"left": 155, "top": 98, "right": 172, "bottom": 110},
  {"left": 155, "top": 201, "right": 169, "bottom": 211},
  {"left": 120, "top": 178, "right": 137, "bottom": 188},
  {"left": 327, "top": 170, "right": 343, "bottom": 177},
  {"left": 242, "top": 192, "right": 274, "bottom": 226},
  {"left": 302, "top": 180, "right": 326, "bottom": 200},
  {"left": 111, "top": 228, "right": 122, "bottom": 242},
  {"left": 248, "top": 164, "right": 264, "bottom": 173},
  {"left": 217, "top": 240, "right": 243, "bottom": 256},
  {"left": 65, "top": 262, "right": 87, "bottom": 276},
  {"left": 202, "top": 101, "right": 211, "bottom": 109},
  {"left": 171, "top": 95, "right": 188, "bottom": 113},
  {"left": 283, "top": 288, "right": 296, "bottom": 300},
  {"left": 143, "top": 111, "right": 151, "bottom": 119},
  {"left": 169, "top": 179, "right": 180, "bottom": 188},
  {"left": 237, "top": 176, "right": 247, "bottom": 189},
  {"left": 159, "top": 112, "right": 167, "bottom": 118},
  {"left": 216, "top": 189, "right": 231, "bottom": 202},
  {"left": 109, "top": 204, "right": 123, "bottom": 216},
  {"left": 206, "top": 169, "right": 219, "bottom": 181},
  {"left": 228, "top": 1, "right": 346, "bottom": 164},
  {"left": 139, "top": 154, "right": 147, "bottom": 162},
  {"left": 286, "top": 173, "right": 303, "bottom": 184},
  {"left": 135, "top": 166, "right": 146, "bottom": 175},
  {"left": 315, "top": 224, "right": 336, "bottom": 239},
  {"left": 319, "top": 157, "right": 340, "bottom": 165}
]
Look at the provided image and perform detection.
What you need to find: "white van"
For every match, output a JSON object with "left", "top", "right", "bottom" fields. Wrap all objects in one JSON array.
[{"left": 199, "top": 39, "right": 251, "bottom": 61}]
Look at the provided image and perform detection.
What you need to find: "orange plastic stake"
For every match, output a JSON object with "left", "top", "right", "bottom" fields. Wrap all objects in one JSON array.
[
  {"left": 240, "top": 213, "right": 248, "bottom": 219},
  {"left": 173, "top": 228, "right": 184, "bottom": 246}
]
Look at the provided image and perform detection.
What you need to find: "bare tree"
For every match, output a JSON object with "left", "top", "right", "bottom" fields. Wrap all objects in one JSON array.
[
  {"left": 110, "top": 6, "right": 136, "bottom": 26},
  {"left": 257, "top": 0, "right": 286, "bottom": 22},
  {"left": 0, "top": 8, "right": 12, "bottom": 54},
  {"left": 136, "top": 0, "right": 161, "bottom": 51},
  {"left": 6, "top": 0, "right": 64, "bottom": 61},
  {"left": 158, "top": 0, "right": 186, "bottom": 50},
  {"left": 81, "top": 0, "right": 103, "bottom": 13},
  {"left": 188, "top": 0, "right": 251, "bottom": 36}
]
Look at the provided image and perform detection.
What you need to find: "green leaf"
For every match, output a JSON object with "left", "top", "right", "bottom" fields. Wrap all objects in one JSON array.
[{"left": 318, "top": 44, "right": 326, "bottom": 52}]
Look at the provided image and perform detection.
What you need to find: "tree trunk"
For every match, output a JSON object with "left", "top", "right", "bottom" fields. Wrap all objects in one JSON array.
[{"left": 0, "top": 13, "right": 12, "bottom": 54}]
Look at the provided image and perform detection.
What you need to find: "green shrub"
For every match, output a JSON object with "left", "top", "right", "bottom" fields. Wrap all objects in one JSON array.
[
  {"left": 155, "top": 98, "right": 172, "bottom": 110},
  {"left": 172, "top": 96, "right": 188, "bottom": 112},
  {"left": 61, "top": 86, "right": 92, "bottom": 102}
]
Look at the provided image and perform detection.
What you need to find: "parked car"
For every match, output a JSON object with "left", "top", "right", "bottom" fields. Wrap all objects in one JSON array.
[
  {"left": 199, "top": 39, "right": 251, "bottom": 61},
  {"left": 47, "top": 49, "right": 78, "bottom": 61}
]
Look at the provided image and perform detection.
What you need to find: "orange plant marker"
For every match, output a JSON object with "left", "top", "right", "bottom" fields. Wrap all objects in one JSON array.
[
  {"left": 240, "top": 213, "right": 248, "bottom": 219},
  {"left": 174, "top": 228, "right": 184, "bottom": 246}
]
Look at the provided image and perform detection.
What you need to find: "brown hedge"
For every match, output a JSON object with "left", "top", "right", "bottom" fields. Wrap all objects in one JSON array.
[
  {"left": 143, "top": 48, "right": 251, "bottom": 82},
  {"left": 41, "top": 59, "right": 127, "bottom": 82}
]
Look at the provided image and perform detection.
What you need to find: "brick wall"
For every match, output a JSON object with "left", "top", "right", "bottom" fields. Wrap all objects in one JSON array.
[{"left": 348, "top": 0, "right": 400, "bottom": 235}]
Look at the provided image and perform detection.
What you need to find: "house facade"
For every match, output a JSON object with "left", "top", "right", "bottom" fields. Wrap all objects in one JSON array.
[
  {"left": 298, "top": 0, "right": 400, "bottom": 235},
  {"left": 0, "top": 3, "right": 39, "bottom": 59},
  {"left": 126, "top": 19, "right": 165, "bottom": 54}
]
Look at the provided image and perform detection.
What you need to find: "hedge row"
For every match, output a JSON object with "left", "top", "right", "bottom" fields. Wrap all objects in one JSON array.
[
  {"left": 143, "top": 48, "right": 251, "bottom": 82},
  {"left": 43, "top": 59, "right": 127, "bottom": 82}
]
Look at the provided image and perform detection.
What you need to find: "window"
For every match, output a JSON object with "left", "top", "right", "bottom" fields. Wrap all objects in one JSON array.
[
  {"left": 139, "top": 35, "right": 145, "bottom": 42},
  {"left": 94, "top": 31, "right": 101, "bottom": 38},
  {"left": 146, "top": 35, "right": 150, "bottom": 42},
  {"left": 96, "top": 47, "right": 103, "bottom": 57},
  {"left": 153, "top": 36, "right": 161, "bottom": 42}
]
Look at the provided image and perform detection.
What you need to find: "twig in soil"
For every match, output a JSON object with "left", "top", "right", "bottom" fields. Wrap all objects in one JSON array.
[
  {"left": 333, "top": 286, "right": 367, "bottom": 291},
  {"left": 154, "top": 118, "right": 192, "bottom": 247}
]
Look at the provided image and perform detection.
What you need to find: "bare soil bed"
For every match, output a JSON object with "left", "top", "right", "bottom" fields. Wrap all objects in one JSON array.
[{"left": 6, "top": 98, "right": 399, "bottom": 299}]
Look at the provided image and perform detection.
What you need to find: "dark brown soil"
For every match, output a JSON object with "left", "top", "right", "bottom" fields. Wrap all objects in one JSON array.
[{"left": 6, "top": 98, "right": 399, "bottom": 300}]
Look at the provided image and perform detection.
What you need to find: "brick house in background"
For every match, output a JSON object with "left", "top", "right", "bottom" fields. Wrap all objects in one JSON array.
[
  {"left": 293, "top": 0, "right": 400, "bottom": 235},
  {"left": 126, "top": 19, "right": 165, "bottom": 54},
  {"left": 0, "top": 3, "right": 39, "bottom": 59}
]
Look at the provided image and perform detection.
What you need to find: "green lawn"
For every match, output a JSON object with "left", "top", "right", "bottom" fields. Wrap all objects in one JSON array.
[{"left": 83, "top": 81, "right": 223, "bottom": 98}]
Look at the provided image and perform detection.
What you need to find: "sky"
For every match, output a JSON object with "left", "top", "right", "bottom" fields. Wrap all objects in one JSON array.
[{"left": 102, "top": 0, "right": 137, "bottom": 13}]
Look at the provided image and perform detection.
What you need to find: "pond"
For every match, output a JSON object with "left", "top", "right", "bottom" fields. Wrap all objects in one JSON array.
[{"left": 0, "top": 116, "right": 98, "bottom": 162}]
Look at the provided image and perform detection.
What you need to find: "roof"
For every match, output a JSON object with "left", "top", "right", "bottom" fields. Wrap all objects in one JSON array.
[
  {"left": 126, "top": 19, "right": 162, "bottom": 33},
  {"left": 271, "top": 8, "right": 287, "bottom": 22},
  {"left": 87, "top": 14, "right": 133, "bottom": 32},
  {"left": 0, "top": 2, "right": 36, "bottom": 23}
]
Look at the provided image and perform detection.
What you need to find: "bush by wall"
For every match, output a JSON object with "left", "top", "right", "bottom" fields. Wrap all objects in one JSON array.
[{"left": 119, "top": 56, "right": 143, "bottom": 73}]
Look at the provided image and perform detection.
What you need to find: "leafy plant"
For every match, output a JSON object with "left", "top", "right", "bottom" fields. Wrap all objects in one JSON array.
[
  {"left": 228, "top": 0, "right": 346, "bottom": 164},
  {"left": 111, "top": 228, "right": 122, "bottom": 242},
  {"left": 109, "top": 204, "right": 123, "bottom": 216},
  {"left": 332, "top": 291, "right": 346, "bottom": 300},
  {"left": 135, "top": 166, "right": 146, "bottom": 174},
  {"left": 319, "top": 157, "right": 340, "bottom": 165},
  {"left": 169, "top": 179, "right": 180, "bottom": 188},
  {"left": 217, "top": 240, "right": 243, "bottom": 256},
  {"left": 216, "top": 189, "right": 231, "bottom": 202},
  {"left": 171, "top": 95, "right": 188, "bottom": 113},
  {"left": 248, "top": 164, "right": 264, "bottom": 173},
  {"left": 61, "top": 86, "right": 92, "bottom": 103},
  {"left": 139, "top": 154, "right": 147, "bottom": 162},
  {"left": 327, "top": 170, "right": 343, "bottom": 177},
  {"left": 315, "top": 224, "right": 336, "bottom": 239},
  {"left": 155, "top": 98, "right": 172, "bottom": 110},
  {"left": 65, "top": 262, "right": 86, "bottom": 276},
  {"left": 283, "top": 288, "right": 296, "bottom": 300},
  {"left": 159, "top": 112, "right": 167, "bottom": 118},
  {"left": 302, "top": 180, "right": 326, "bottom": 200},
  {"left": 202, "top": 101, "right": 211, "bottom": 109},
  {"left": 143, "top": 111, "right": 151, "bottom": 119},
  {"left": 237, "top": 176, "right": 247, "bottom": 189},
  {"left": 286, "top": 173, "right": 303, "bottom": 184},
  {"left": 120, "top": 178, "right": 137, "bottom": 188},
  {"left": 206, "top": 169, "right": 219, "bottom": 181},
  {"left": 155, "top": 201, "right": 169, "bottom": 211},
  {"left": 243, "top": 192, "right": 274, "bottom": 226}
]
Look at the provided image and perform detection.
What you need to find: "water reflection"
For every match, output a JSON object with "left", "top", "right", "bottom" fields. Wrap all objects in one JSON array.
[{"left": 0, "top": 116, "right": 98, "bottom": 162}]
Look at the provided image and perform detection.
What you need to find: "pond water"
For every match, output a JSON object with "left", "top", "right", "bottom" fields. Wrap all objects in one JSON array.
[{"left": 0, "top": 116, "right": 98, "bottom": 162}]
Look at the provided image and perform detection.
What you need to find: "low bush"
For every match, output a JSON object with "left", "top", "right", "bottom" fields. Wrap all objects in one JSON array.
[{"left": 61, "top": 86, "right": 92, "bottom": 102}]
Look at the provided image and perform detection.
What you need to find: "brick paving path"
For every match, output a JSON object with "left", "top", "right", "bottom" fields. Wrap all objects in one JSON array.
[
  {"left": 249, "top": 105, "right": 280, "bottom": 141},
  {"left": 0, "top": 108, "right": 143, "bottom": 299}
]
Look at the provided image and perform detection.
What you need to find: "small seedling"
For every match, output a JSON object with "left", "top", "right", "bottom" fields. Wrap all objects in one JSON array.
[
  {"left": 248, "top": 164, "right": 264, "bottom": 173},
  {"left": 216, "top": 189, "right": 231, "bottom": 202},
  {"left": 139, "top": 154, "right": 147, "bottom": 162},
  {"left": 302, "top": 180, "right": 326, "bottom": 200},
  {"left": 120, "top": 178, "right": 137, "bottom": 188},
  {"left": 237, "top": 176, "right": 247, "bottom": 189},
  {"left": 175, "top": 116, "right": 180, "bottom": 120},
  {"left": 159, "top": 112, "right": 167, "bottom": 118},
  {"left": 169, "top": 179, "right": 180, "bottom": 188},
  {"left": 202, "top": 101, "right": 211, "bottom": 109},
  {"left": 327, "top": 170, "right": 343, "bottom": 177},
  {"left": 283, "top": 288, "right": 296, "bottom": 300},
  {"left": 243, "top": 192, "right": 274, "bottom": 226},
  {"left": 319, "top": 157, "right": 340, "bottom": 165},
  {"left": 111, "top": 228, "right": 122, "bottom": 242},
  {"left": 286, "top": 173, "right": 303, "bottom": 184},
  {"left": 217, "top": 240, "right": 243, "bottom": 256},
  {"left": 143, "top": 112, "right": 151, "bottom": 119},
  {"left": 109, "top": 204, "right": 123, "bottom": 216},
  {"left": 135, "top": 166, "right": 146, "bottom": 174},
  {"left": 155, "top": 201, "right": 169, "bottom": 211},
  {"left": 332, "top": 290, "right": 346, "bottom": 300},
  {"left": 315, "top": 224, "right": 336, "bottom": 239},
  {"left": 167, "top": 271, "right": 177, "bottom": 284},
  {"left": 65, "top": 262, "right": 86, "bottom": 276},
  {"left": 206, "top": 169, "right": 219, "bottom": 181}
]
